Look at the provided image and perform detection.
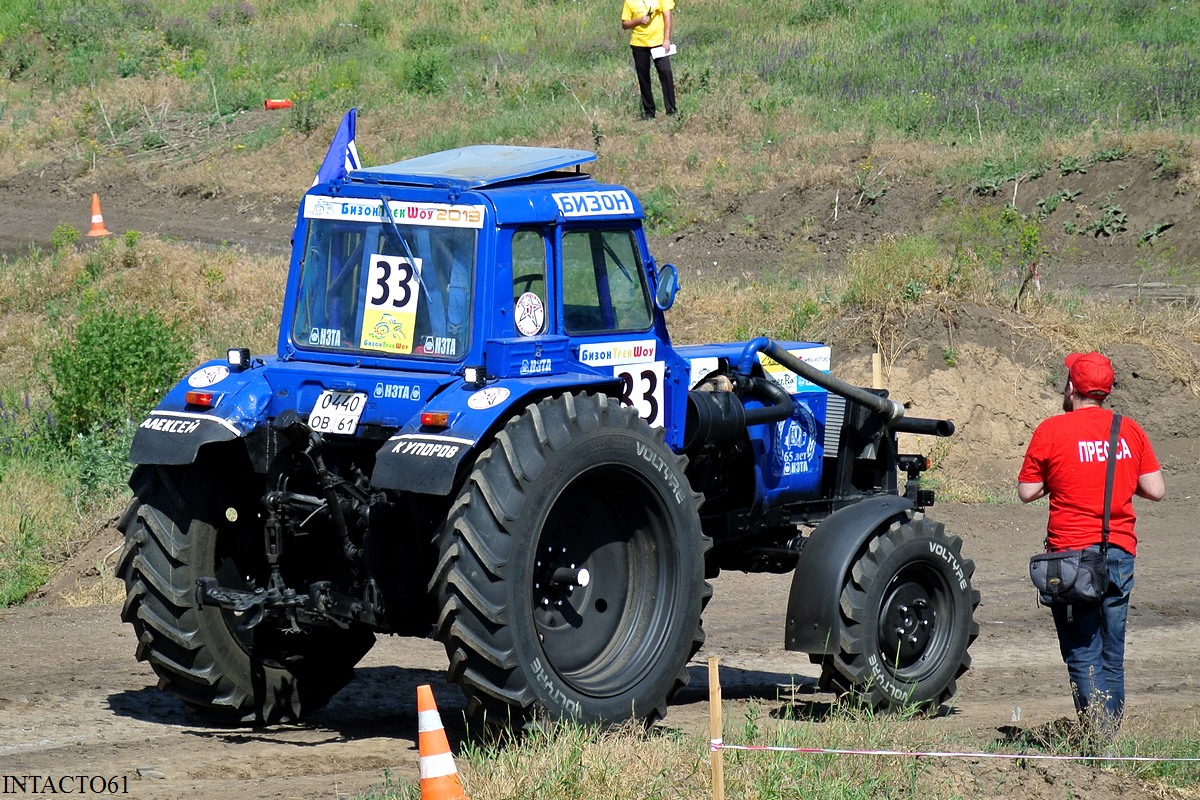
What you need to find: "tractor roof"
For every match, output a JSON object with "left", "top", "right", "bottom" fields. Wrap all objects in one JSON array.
[{"left": 350, "top": 145, "right": 597, "bottom": 190}]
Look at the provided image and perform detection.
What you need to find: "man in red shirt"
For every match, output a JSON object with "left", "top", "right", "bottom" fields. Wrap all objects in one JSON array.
[{"left": 1018, "top": 351, "right": 1165, "bottom": 732}]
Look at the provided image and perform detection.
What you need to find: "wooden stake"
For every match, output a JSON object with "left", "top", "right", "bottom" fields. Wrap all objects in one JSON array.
[
  {"left": 709, "top": 657, "right": 725, "bottom": 800},
  {"left": 872, "top": 351, "right": 882, "bottom": 389}
]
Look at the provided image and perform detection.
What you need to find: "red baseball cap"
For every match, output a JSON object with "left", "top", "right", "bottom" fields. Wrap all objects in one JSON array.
[{"left": 1065, "top": 351, "right": 1114, "bottom": 398}]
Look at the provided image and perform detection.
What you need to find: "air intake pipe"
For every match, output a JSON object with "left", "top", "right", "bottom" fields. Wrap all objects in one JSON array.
[
  {"left": 736, "top": 338, "right": 955, "bottom": 437},
  {"left": 682, "top": 375, "right": 793, "bottom": 453}
]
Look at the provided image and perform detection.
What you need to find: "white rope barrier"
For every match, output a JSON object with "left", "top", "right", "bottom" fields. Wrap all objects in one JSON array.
[
  {"left": 706, "top": 655, "right": 1198, "bottom": 800},
  {"left": 711, "top": 742, "right": 1200, "bottom": 763}
]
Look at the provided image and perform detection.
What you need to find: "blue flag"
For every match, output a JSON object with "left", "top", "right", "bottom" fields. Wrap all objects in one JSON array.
[{"left": 313, "top": 108, "right": 361, "bottom": 186}]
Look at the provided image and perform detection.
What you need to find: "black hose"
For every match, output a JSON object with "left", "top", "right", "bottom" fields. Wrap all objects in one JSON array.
[{"left": 742, "top": 375, "right": 794, "bottom": 426}]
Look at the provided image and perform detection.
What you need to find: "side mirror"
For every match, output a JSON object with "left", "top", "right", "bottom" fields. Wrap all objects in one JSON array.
[{"left": 654, "top": 262, "right": 680, "bottom": 311}]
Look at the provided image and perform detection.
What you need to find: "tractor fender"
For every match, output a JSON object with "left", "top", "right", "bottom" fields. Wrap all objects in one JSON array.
[
  {"left": 784, "top": 495, "right": 914, "bottom": 654},
  {"left": 129, "top": 363, "right": 273, "bottom": 466},
  {"left": 371, "top": 374, "right": 622, "bottom": 496}
]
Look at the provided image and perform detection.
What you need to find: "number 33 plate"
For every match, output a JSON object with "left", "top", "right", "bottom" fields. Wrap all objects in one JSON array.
[{"left": 615, "top": 361, "right": 665, "bottom": 427}]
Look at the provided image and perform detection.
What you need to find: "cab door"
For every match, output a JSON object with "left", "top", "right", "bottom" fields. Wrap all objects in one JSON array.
[{"left": 557, "top": 225, "right": 672, "bottom": 431}]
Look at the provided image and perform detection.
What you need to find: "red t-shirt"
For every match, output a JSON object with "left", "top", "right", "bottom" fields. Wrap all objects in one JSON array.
[{"left": 1018, "top": 406, "right": 1159, "bottom": 555}]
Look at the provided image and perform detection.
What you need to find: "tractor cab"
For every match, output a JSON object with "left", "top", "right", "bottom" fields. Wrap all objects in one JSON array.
[{"left": 280, "top": 145, "right": 678, "bottom": 374}]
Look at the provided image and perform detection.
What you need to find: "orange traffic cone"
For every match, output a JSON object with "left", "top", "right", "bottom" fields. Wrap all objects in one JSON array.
[
  {"left": 86, "top": 193, "right": 112, "bottom": 237},
  {"left": 417, "top": 684, "right": 468, "bottom": 800}
]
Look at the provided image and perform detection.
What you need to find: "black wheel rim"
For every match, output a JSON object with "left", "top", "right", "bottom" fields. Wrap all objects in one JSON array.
[
  {"left": 875, "top": 560, "right": 953, "bottom": 680},
  {"left": 531, "top": 464, "right": 676, "bottom": 698}
]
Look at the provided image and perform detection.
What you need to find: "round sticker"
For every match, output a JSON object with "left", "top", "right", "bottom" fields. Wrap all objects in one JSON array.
[
  {"left": 514, "top": 291, "right": 545, "bottom": 337},
  {"left": 188, "top": 365, "right": 230, "bottom": 388},
  {"left": 467, "top": 386, "right": 511, "bottom": 410}
]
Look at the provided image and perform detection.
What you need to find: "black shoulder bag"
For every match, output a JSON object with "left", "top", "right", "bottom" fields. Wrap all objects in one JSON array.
[{"left": 1029, "top": 413, "right": 1122, "bottom": 606}]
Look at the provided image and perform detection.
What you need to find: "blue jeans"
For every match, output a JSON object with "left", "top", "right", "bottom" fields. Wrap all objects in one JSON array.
[{"left": 1051, "top": 545, "right": 1135, "bottom": 723}]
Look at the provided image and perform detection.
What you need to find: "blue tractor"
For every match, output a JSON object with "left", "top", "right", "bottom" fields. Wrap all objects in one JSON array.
[{"left": 117, "top": 145, "right": 979, "bottom": 726}]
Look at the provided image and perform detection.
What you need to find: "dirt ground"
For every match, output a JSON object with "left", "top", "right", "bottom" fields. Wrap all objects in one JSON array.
[
  {"left": 3, "top": 481, "right": 1198, "bottom": 800},
  {"left": 1, "top": 146, "right": 1198, "bottom": 799}
]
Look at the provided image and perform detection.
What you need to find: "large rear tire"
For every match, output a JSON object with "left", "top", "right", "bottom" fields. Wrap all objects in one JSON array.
[
  {"left": 430, "top": 393, "right": 710, "bottom": 726},
  {"left": 820, "top": 511, "right": 980, "bottom": 711},
  {"left": 116, "top": 461, "right": 375, "bottom": 723}
]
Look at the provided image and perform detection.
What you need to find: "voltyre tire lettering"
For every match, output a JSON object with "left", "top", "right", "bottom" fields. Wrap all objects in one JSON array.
[
  {"left": 430, "top": 392, "right": 711, "bottom": 726},
  {"left": 818, "top": 512, "right": 980, "bottom": 712}
]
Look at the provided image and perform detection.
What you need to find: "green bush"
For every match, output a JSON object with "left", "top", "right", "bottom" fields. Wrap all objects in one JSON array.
[
  {"left": 351, "top": 0, "right": 390, "bottom": 38},
  {"left": 0, "top": 514, "right": 49, "bottom": 606},
  {"left": 640, "top": 186, "right": 677, "bottom": 233},
  {"left": 401, "top": 50, "right": 448, "bottom": 95},
  {"left": 74, "top": 419, "right": 137, "bottom": 499},
  {"left": 50, "top": 223, "right": 79, "bottom": 251},
  {"left": 47, "top": 304, "right": 191, "bottom": 441}
]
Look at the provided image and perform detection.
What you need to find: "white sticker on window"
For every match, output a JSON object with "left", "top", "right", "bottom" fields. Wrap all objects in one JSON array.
[{"left": 514, "top": 291, "right": 545, "bottom": 336}]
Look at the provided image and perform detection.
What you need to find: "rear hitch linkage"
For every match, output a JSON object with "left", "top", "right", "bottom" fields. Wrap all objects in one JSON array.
[{"left": 194, "top": 411, "right": 388, "bottom": 632}]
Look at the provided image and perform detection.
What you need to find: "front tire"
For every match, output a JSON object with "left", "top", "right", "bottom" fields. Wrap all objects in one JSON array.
[
  {"left": 431, "top": 393, "right": 710, "bottom": 726},
  {"left": 116, "top": 460, "right": 375, "bottom": 723},
  {"left": 821, "top": 511, "right": 980, "bottom": 711}
]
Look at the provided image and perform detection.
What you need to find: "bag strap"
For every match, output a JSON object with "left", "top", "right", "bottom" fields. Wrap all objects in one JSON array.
[{"left": 1101, "top": 412, "right": 1122, "bottom": 554}]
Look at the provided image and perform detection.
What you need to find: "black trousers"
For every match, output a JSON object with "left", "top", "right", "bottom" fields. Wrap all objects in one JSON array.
[{"left": 631, "top": 46, "right": 676, "bottom": 118}]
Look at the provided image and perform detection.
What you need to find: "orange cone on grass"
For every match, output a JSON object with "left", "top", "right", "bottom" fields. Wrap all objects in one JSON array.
[
  {"left": 86, "top": 193, "right": 112, "bottom": 237},
  {"left": 417, "top": 684, "right": 468, "bottom": 800}
]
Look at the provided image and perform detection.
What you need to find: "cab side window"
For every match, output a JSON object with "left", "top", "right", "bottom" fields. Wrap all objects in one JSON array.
[
  {"left": 511, "top": 229, "right": 548, "bottom": 336},
  {"left": 562, "top": 229, "right": 652, "bottom": 334}
]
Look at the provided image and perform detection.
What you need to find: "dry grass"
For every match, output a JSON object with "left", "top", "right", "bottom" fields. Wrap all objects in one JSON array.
[
  {"left": 667, "top": 279, "right": 801, "bottom": 345},
  {"left": 95, "top": 239, "right": 287, "bottom": 355},
  {"left": 0, "top": 250, "right": 87, "bottom": 313},
  {"left": 0, "top": 310, "right": 56, "bottom": 392},
  {"left": 56, "top": 575, "right": 124, "bottom": 607},
  {"left": 52, "top": 535, "right": 125, "bottom": 608},
  {"left": 1, "top": 238, "right": 285, "bottom": 389},
  {"left": 0, "top": 463, "right": 127, "bottom": 604},
  {"left": 0, "top": 469, "right": 83, "bottom": 563},
  {"left": 1021, "top": 292, "right": 1200, "bottom": 394},
  {"left": 0, "top": 235, "right": 285, "bottom": 605},
  {"left": 441, "top": 698, "right": 1134, "bottom": 800},
  {"left": 460, "top": 722, "right": 707, "bottom": 800}
]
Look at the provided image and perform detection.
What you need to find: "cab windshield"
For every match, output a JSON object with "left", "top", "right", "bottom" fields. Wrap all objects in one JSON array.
[{"left": 292, "top": 216, "right": 475, "bottom": 360}]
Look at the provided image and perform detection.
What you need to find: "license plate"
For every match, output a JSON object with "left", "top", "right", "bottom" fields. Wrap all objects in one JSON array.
[{"left": 308, "top": 390, "right": 367, "bottom": 435}]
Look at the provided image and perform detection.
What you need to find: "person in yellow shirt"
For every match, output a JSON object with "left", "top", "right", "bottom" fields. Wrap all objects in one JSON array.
[{"left": 620, "top": 0, "right": 677, "bottom": 119}]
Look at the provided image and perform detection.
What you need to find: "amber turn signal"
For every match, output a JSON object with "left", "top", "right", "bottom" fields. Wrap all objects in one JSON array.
[
  {"left": 420, "top": 411, "right": 450, "bottom": 428},
  {"left": 185, "top": 390, "right": 215, "bottom": 408}
]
